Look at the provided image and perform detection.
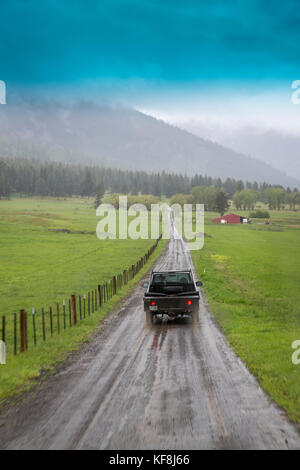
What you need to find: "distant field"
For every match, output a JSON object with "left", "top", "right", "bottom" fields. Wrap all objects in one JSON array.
[
  {"left": 192, "top": 210, "right": 300, "bottom": 422},
  {"left": 0, "top": 197, "right": 166, "bottom": 404},
  {"left": 0, "top": 197, "right": 161, "bottom": 320}
]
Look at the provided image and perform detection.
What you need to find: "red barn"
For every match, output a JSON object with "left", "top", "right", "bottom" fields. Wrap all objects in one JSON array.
[{"left": 212, "top": 213, "right": 248, "bottom": 224}]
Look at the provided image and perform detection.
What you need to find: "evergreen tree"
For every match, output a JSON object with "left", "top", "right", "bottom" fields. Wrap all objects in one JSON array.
[
  {"left": 214, "top": 190, "right": 229, "bottom": 215},
  {"left": 81, "top": 169, "right": 94, "bottom": 196},
  {"left": 0, "top": 158, "right": 298, "bottom": 208},
  {"left": 237, "top": 180, "right": 244, "bottom": 191},
  {"left": 0, "top": 161, "right": 11, "bottom": 198},
  {"left": 94, "top": 184, "right": 104, "bottom": 209}
]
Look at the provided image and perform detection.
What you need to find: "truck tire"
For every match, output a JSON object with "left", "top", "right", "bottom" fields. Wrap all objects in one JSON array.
[
  {"left": 191, "top": 310, "right": 199, "bottom": 325},
  {"left": 146, "top": 310, "right": 154, "bottom": 326}
]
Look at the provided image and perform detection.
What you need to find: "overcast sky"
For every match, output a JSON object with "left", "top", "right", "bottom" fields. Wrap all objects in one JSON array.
[{"left": 1, "top": 0, "right": 300, "bottom": 136}]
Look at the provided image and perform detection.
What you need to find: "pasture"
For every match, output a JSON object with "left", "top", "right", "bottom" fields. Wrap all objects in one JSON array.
[
  {"left": 0, "top": 197, "right": 165, "bottom": 403},
  {"left": 192, "top": 210, "right": 300, "bottom": 422}
]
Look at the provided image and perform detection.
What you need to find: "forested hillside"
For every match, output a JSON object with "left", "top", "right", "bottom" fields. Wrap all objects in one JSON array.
[
  {"left": 0, "top": 102, "right": 298, "bottom": 187},
  {"left": 0, "top": 158, "right": 296, "bottom": 201}
]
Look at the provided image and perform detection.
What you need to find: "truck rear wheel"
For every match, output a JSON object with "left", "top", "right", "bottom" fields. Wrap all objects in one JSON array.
[
  {"left": 146, "top": 310, "right": 154, "bottom": 326},
  {"left": 191, "top": 310, "right": 199, "bottom": 325}
]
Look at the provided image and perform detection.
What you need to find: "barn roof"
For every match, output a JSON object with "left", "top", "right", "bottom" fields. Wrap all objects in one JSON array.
[
  {"left": 211, "top": 213, "right": 249, "bottom": 223},
  {"left": 213, "top": 213, "right": 243, "bottom": 220}
]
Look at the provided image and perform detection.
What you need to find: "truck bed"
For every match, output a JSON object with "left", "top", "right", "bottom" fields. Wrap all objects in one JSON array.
[
  {"left": 144, "top": 291, "right": 199, "bottom": 315},
  {"left": 143, "top": 269, "right": 201, "bottom": 324}
]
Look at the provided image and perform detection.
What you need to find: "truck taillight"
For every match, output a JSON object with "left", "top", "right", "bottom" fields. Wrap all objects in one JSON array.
[
  {"left": 187, "top": 300, "right": 192, "bottom": 305},
  {"left": 151, "top": 301, "right": 156, "bottom": 306}
]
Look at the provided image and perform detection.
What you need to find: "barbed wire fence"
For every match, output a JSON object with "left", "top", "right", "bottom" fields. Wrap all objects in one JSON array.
[{"left": 0, "top": 235, "right": 162, "bottom": 358}]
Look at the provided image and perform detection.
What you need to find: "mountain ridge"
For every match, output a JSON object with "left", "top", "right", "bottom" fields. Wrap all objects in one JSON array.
[{"left": 0, "top": 101, "right": 298, "bottom": 188}]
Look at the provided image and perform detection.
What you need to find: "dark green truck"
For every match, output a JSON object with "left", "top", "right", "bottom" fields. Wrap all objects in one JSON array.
[{"left": 143, "top": 270, "right": 202, "bottom": 325}]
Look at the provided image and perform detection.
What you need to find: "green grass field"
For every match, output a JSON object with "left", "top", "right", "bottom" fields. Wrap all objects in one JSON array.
[
  {"left": 192, "top": 209, "right": 300, "bottom": 422},
  {"left": 0, "top": 197, "right": 166, "bottom": 404},
  {"left": 0, "top": 197, "right": 161, "bottom": 317},
  {"left": 1, "top": 198, "right": 300, "bottom": 421}
]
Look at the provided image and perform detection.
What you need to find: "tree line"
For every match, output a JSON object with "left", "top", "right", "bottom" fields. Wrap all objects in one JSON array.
[
  {"left": 0, "top": 158, "right": 299, "bottom": 210},
  {"left": 170, "top": 186, "right": 300, "bottom": 213}
]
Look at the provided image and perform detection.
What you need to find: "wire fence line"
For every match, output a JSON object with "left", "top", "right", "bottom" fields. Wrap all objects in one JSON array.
[{"left": 0, "top": 235, "right": 162, "bottom": 357}]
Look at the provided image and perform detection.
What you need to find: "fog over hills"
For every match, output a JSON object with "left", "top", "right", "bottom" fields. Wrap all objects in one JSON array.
[
  {"left": 173, "top": 119, "right": 300, "bottom": 183},
  {"left": 0, "top": 101, "right": 298, "bottom": 188}
]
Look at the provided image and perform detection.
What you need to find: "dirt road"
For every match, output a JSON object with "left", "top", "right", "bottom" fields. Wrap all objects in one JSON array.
[{"left": 0, "top": 223, "right": 299, "bottom": 449}]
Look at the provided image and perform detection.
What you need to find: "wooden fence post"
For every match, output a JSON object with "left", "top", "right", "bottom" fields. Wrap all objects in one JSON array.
[
  {"left": 63, "top": 300, "right": 66, "bottom": 329},
  {"left": 42, "top": 308, "right": 46, "bottom": 341},
  {"left": 79, "top": 296, "right": 82, "bottom": 320},
  {"left": 49, "top": 306, "right": 53, "bottom": 336},
  {"left": 20, "top": 310, "right": 25, "bottom": 353},
  {"left": 14, "top": 313, "right": 17, "bottom": 355},
  {"left": 1, "top": 316, "right": 5, "bottom": 344},
  {"left": 71, "top": 295, "right": 77, "bottom": 325},
  {"left": 32, "top": 308, "right": 37, "bottom": 345},
  {"left": 98, "top": 285, "right": 102, "bottom": 307},
  {"left": 57, "top": 303, "right": 60, "bottom": 334}
]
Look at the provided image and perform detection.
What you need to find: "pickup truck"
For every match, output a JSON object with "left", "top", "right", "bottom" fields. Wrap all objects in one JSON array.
[{"left": 143, "top": 270, "right": 202, "bottom": 325}]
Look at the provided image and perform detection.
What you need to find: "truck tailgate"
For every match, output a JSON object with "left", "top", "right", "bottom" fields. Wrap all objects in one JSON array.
[{"left": 145, "top": 294, "right": 199, "bottom": 312}]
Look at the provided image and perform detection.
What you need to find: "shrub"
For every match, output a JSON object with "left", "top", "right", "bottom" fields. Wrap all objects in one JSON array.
[{"left": 249, "top": 210, "right": 270, "bottom": 218}]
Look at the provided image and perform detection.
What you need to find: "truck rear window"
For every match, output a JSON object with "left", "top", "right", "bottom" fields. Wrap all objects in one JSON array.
[
  {"left": 150, "top": 272, "right": 195, "bottom": 293},
  {"left": 152, "top": 272, "right": 192, "bottom": 284}
]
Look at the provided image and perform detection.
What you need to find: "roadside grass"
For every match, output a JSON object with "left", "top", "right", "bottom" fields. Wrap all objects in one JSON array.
[
  {"left": 0, "top": 197, "right": 166, "bottom": 405},
  {"left": 192, "top": 210, "right": 300, "bottom": 422},
  {"left": 0, "top": 245, "right": 165, "bottom": 406},
  {"left": 0, "top": 197, "right": 160, "bottom": 317}
]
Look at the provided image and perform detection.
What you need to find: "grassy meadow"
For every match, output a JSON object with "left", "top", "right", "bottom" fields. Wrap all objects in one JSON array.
[
  {"left": 0, "top": 197, "right": 162, "bottom": 317},
  {"left": 1, "top": 196, "right": 300, "bottom": 422},
  {"left": 0, "top": 196, "right": 166, "bottom": 404},
  {"left": 192, "top": 209, "right": 300, "bottom": 422}
]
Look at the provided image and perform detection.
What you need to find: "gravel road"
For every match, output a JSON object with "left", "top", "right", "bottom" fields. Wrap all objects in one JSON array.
[{"left": 0, "top": 221, "right": 299, "bottom": 450}]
